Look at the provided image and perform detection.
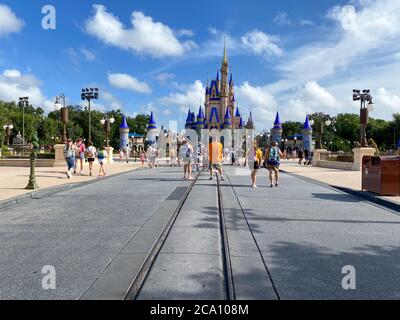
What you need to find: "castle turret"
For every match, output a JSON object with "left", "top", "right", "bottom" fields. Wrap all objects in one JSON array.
[
  {"left": 270, "top": 111, "right": 283, "bottom": 145},
  {"left": 245, "top": 112, "right": 254, "bottom": 130},
  {"left": 223, "top": 107, "right": 232, "bottom": 129},
  {"left": 146, "top": 111, "right": 158, "bottom": 144},
  {"left": 119, "top": 115, "right": 130, "bottom": 149},
  {"left": 196, "top": 105, "right": 205, "bottom": 130},
  {"left": 302, "top": 115, "right": 313, "bottom": 152},
  {"left": 185, "top": 109, "right": 192, "bottom": 129}
]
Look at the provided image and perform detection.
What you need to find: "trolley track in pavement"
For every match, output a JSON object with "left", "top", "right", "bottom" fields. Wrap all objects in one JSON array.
[{"left": 124, "top": 170, "right": 238, "bottom": 300}]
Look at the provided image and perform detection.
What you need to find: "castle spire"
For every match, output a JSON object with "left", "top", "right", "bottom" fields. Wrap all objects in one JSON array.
[{"left": 222, "top": 37, "right": 228, "bottom": 66}]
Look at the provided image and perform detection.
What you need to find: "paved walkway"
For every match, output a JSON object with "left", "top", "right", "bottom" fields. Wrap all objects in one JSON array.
[
  {"left": 0, "top": 167, "right": 186, "bottom": 299},
  {"left": 223, "top": 166, "right": 400, "bottom": 299},
  {"left": 0, "top": 160, "right": 144, "bottom": 202},
  {"left": 280, "top": 160, "right": 400, "bottom": 204},
  {"left": 1, "top": 166, "right": 400, "bottom": 299}
]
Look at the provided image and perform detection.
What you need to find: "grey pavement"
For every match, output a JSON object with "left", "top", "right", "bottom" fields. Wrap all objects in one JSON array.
[
  {"left": 2, "top": 164, "right": 400, "bottom": 300},
  {"left": 137, "top": 175, "right": 226, "bottom": 300},
  {"left": 223, "top": 166, "right": 400, "bottom": 299},
  {"left": 0, "top": 167, "right": 188, "bottom": 300}
]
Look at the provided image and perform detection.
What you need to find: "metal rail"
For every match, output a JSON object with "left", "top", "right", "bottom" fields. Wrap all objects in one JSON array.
[
  {"left": 124, "top": 173, "right": 200, "bottom": 300},
  {"left": 216, "top": 175, "right": 236, "bottom": 300}
]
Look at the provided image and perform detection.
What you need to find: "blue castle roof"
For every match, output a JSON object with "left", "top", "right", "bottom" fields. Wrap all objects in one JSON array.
[
  {"left": 235, "top": 107, "right": 240, "bottom": 117},
  {"left": 209, "top": 107, "right": 219, "bottom": 123},
  {"left": 120, "top": 115, "right": 129, "bottom": 129},
  {"left": 147, "top": 112, "right": 157, "bottom": 130},
  {"left": 239, "top": 117, "right": 244, "bottom": 128},
  {"left": 197, "top": 106, "right": 205, "bottom": 119},
  {"left": 224, "top": 107, "right": 231, "bottom": 119},
  {"left": 303, "top": 115, "right": 312, "bottom": 130},
  {"left": 229, "top": 74, "right": 233, "bottom": 86},
  {"left": 273, "top": 111, "right": 282, "bottom": 129}
]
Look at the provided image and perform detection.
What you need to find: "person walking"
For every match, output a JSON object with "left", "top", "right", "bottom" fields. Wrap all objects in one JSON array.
[
  {"left": 147, "top": 144, "right": 157, "bottom": 168},
  {"left": 85, "top": 141, "right": 96, "bottom": 176},
  {"left": 265, "top": 140, "right": 283, "bottom": 188},
  {"left": 97, "top": 146, "right": 107, "bottom": 177},
  {"left": 74, "top": 138, "right": 86, "bottom": 175},
  {"left": 248, "top": 141, "right": 263, "bottom": 188},
  {"left": 169, "top": 146, "right": 176, "bottom": 166},
  {"left": 208, "top": 135, "right": 224, "bottom": 180},
  {"left": 304, "top": 149, "right": 310, "bottom": 165},
  {"left": 298, "top": 149, "right": 304, "bottom": 165},
  {"left": 180, "top": 138, "right": 194, "bottom": 179},
  {"left": 140, "top": 150, "right": 146, "bottom": 167},
  {"left": 63, "top": 138, "right": 75, "bottom": 179}
]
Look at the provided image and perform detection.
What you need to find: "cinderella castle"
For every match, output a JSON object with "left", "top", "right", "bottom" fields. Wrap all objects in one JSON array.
[{"left": 185, "top": 44, "right": 254, "bottom": 131}]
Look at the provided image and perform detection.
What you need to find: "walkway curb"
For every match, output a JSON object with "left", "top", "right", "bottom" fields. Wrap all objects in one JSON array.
[
  {"left": 0, "top": 168, "right": 139, "bottom": 210},
  {"left": 280, "top": 169, "right": 400, "bottom": 214}
]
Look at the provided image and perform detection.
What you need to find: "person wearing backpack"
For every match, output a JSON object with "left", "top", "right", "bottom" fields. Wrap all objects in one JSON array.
[
  {"left": 180, "top": 138, "right": 194, "bottom": 180},
  {"left": 97, "top": 146, "right": 107, "bottom": 177},
  {"left": 85, "top": 141, "right": 97, "bottom": 176},
  {"left": 265, "top": 140, "right": 284, "bottom": 188},
  {"left": 248, "top": 141, "right": 263, "bottom": 188},
  {"left": 74, "top": 138, "right": 86, "bottom": 175},
  {"left": 63, "top": 138, "right": 75, "bottom": 179}
]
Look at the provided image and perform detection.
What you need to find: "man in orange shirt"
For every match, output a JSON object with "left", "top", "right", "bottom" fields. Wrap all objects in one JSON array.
[{"left": 208, "top": 135, "right": 224, "bottom": 180}]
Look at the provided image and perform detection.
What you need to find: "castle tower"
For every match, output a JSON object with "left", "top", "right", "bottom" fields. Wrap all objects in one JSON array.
[
  {"left": 147, "top": 111, "right": 158, "bottom": 144},
  {"left": 302, "top": 115, "right": 313, "bottom": 151},
  {"left": 220, "top": 42, "right": 229, "bottom": 126},
  {"left": 270, "top": 111, "right": 283, "bottom": 144},
  {"left": 119, "top": 115, "right": 130, "bottom": 149},
  {"left": 223, "top": 107, "right": 232, "bottom": 129},
  {"left": 196, "top": 105, "right": 205, "bottom": 130}
]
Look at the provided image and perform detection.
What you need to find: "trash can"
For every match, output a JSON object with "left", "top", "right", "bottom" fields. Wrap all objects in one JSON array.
[{"left": 362, "top": 156, "right": 400, "bottom": 196}]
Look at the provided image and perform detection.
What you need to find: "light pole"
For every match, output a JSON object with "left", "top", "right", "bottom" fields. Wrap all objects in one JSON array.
[
  {"left": 18, "top": 96, "right": 29, "bottom": 146},
  {"left": 81, "top": 88, "right": 99, "bottom": 143},
  {"left": 3, "top": 124, "right": 13, "bottom": 146},
  {"left": 352, "top": 89, "right": 374, "bottom": 147},
  {"left": 309, "top": 118, "right": 332, "bottom": 149},
  {"left": 54, "top": 94, "right": 69, "bottom": 144},
  {"left": 100, "top": 115, "right": 115, "bottom": 147}
]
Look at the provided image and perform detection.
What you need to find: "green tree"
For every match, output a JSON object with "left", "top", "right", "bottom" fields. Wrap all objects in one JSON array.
[{"left": 282, "top": 121, "right": 302, "bottom": 137}]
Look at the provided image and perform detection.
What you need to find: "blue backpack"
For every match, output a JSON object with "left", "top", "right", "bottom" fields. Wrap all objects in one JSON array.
[{"left": 267, "top": 147, "right": 280, "bottom": 166}]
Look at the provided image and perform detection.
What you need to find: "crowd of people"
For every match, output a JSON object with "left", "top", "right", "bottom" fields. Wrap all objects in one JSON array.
[
  {"left": 63, "top": 138, "right": 107, "bottom": 178},
  {"left": 63, "top": 136, "right": 304, "bottom": 188}
]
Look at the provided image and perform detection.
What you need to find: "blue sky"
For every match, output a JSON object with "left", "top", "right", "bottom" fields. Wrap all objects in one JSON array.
[{"left": 0, "top": 0, "right": 400, "bottom": 130}]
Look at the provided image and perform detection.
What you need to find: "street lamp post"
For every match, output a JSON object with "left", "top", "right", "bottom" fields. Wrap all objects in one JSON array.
[
  {"left": 100, "top": 115, "right": 115, "bottom": 147},
  {"left": 18, "top": 96, "right": 29, "bottom": 150},
  {"left": 81, "top": 88, "right": 99, "bottom": 143},
  {"left": 309, "top": 118, "right": 332, "bottom": 149},
  {"left": 54, "top": 94, "right": 69, "bottom": 143},
  {"left": 352, "top": 89, "right": 374, "bottom": 147},
  {"left": 3, "top": 124, "right": 13, "bottom": 146}
]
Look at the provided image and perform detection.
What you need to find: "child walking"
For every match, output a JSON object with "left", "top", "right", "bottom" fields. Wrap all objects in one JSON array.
[{"left": 97, "top": 146, "right": 107, "bottom": 177}]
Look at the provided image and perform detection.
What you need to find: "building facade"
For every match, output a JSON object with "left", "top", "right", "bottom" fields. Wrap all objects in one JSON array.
[{"left": 185, "top": 44, "right": 253, "bottom": 132}]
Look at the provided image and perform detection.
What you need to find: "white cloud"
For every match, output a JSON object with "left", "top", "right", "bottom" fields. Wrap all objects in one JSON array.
[
  {"left": 0, "top": 69, "right": 54, "bottom": 113},
  {"left": 300, "top": 20, "right": 314, "bottom": 26},
  {"left": 85, "top": 5, "right": 195, "bottom": 58},
  {"left": 236, "top": 81, "right": 278, "bottom": 127},
  {"left": 176, "top": 29, "right": 194, "bottom": 37},
  {"left": 67, "top": 47, "right": 96, "bottom": 66},
  {"left": 108, "top": 72, "right": 151, "bottom": 94},
  {"left": 3, "top": 69, "right": 21, "bottom": 78},
  {"left": 278, "top": 0, "right": 400, "bottom": 82},
  {"left": 301, "top": 81, "right": 341, "bottom": 110},
  {"left": 273, "top": 11, "right": 293, "bottom": 26},
  {"left": 375, "top": 88, "right": 400, "bottom": 114},
  {"left": 241, "top": 29, "right": 283, "bottom": 58},
  {"left": 159, "top": 80, "right": 205, "bottom": 114},
  {"left": 154, "top": 72, "right": 175, "bottom": 84},
  {"left": 0, "top": 5, "right": 24, "bottom": 37}
]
